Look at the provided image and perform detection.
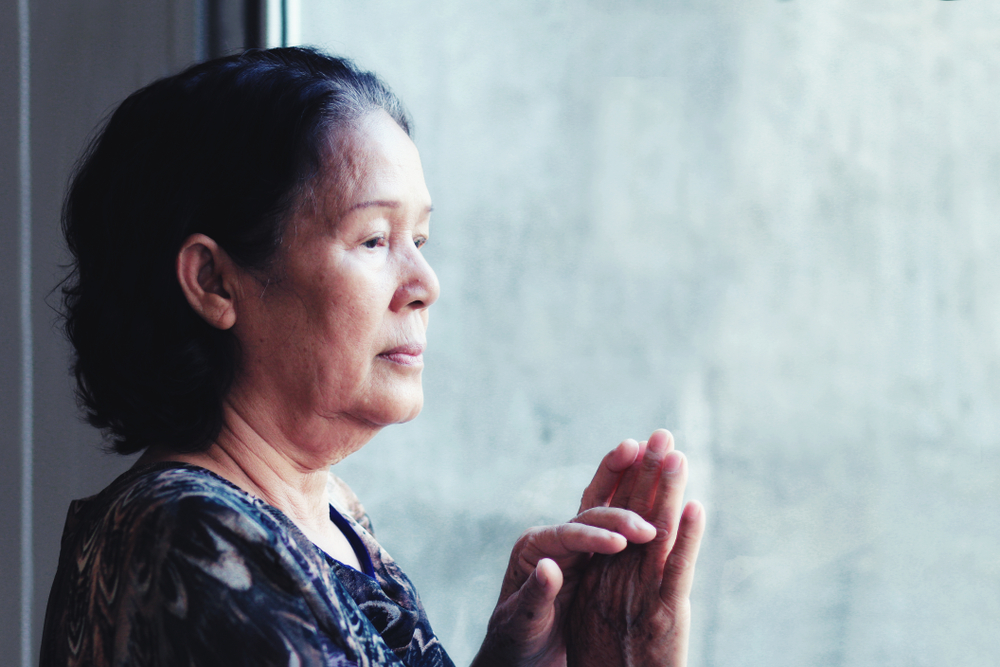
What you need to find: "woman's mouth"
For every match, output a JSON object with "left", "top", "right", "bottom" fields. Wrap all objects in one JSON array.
[{"left": 377, "top": 343, "right": 425, "bottom": 366}]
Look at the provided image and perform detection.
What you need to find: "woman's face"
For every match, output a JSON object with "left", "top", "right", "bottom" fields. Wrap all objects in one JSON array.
[{"left": 230, "top": 110, "right": 439, "bottom": 449}]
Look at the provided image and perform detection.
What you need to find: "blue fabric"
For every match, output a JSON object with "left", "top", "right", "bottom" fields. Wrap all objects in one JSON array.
[
  {"left": 39, "top": 463, "right": 455, "bottom": 667},
  {"left": 329, "top": 505, "right": 376, "bottom": 579}
]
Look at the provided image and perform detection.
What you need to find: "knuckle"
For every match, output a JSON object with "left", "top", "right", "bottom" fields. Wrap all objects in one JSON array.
[
  {"left": 642, "top": 453, "right": 662, "bottom": 471},
  {"left": 517, "top": 527, "right": 541, "bottom": 545},
  {"left": 666, "top": 553, "right": 692, "bottom": 574},
  {"left": 631, "top": 499, "right": 654, "bottom": 516},
  {"left": 662, "top": 587, "right": 693, "bottom": 611}
]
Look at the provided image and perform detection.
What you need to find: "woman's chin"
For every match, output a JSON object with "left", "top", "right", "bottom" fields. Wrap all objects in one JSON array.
[
  {"left": 388, "top": 396, "right": 424, "bottom": 424},
  {"left": 364, "top": 387, "right": 425, "bottom": 427}
]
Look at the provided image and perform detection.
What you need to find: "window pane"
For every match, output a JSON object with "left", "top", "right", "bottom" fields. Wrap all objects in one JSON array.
[{"left": 297, "top": 4, "right": 1000, "bottom": 666}]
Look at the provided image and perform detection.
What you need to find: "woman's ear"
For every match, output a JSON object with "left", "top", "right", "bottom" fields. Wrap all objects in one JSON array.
[{"left": 176, "top": 234, "right": 238, "bottom": 330}]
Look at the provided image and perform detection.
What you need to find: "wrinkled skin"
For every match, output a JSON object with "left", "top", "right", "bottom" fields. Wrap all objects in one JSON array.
[
  {"left": 473, "top": 430, "right": 706, "bottom": 667},
  {"left": 566, "top": 505, "right": 704, "bottom": 666},
  {"left": 567, "top": 430, "right": 705, "bottom": 667}
]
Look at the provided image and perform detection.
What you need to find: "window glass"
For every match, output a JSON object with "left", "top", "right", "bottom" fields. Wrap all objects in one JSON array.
[{"left": 296, "top": 3, "right": 1000, "bottom": 666}]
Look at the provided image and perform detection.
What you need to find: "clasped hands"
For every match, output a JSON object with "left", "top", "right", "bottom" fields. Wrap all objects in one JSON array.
[{"left": 472, "top": 430, "right": 705, "bottom": 667}]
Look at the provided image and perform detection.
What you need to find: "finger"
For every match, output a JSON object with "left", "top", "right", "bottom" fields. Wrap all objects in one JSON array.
[
  {"left": 620, "top": 430, "right": 675, "bottom": 517},
  {"left": 578, "top": 439, "right": 641, "bottom": 513},
  {"left": 535, "top": 558, "right": 563, "bottom": 598},
  {"left": 521, "top": 522, "right": 629, "bottom": 566},
  {"left": 570, "top": 507, "right": 657, "bottom": 544},
  {"left": 642, "top": 450, "right": 689, "bottom": 576},
  {"left": 484, "top": 558, "right": 564, "bottom": 662},
  {"left": 522, "top": 558, "right": 563, "bottom": 608},
  {"left": 500, "top": 529, "right": 565, "bottom": 601},
  {"left": 660, "top": 501, "right": 706, "bottom": 604},
  {"left": 608, "top": 438, "right": 649, "bottom": 509},
  {"left": 508, "top": 558, "right": 563, "bottom": 642}
]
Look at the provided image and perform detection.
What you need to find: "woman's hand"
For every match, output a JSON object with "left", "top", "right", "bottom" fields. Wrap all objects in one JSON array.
[
  {"left": 567, "top": 430, "right": 706, "bottom": 667},
  {"left": 472, "top": 437, "right": 665, "bottom": 667}
]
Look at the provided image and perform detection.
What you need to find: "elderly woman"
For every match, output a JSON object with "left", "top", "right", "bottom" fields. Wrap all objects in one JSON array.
[{"left": 40, "top": 48, "right": 705, "bottom": 667}]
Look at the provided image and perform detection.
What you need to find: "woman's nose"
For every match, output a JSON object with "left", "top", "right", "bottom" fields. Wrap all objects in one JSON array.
[{"left": 390, "top": 243, "right": 440, "bottom": 312}]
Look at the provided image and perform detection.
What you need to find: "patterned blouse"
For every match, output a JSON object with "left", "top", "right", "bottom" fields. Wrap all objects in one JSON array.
[{"left": 39, "top": 462, "right": 456, "bottom": 667}]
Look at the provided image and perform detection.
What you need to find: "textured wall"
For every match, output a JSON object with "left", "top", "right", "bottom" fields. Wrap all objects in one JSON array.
[{"left": 301, "top": 2, "right": 1000, "bottom": 666}]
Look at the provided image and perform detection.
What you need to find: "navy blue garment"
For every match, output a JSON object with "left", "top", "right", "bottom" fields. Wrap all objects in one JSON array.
[{"left": 40, "top": 463, "right": 455, "bottom": 667}]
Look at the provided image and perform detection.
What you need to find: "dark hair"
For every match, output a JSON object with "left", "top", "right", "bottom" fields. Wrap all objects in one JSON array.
[{"left": 61, "top": 47, "right": 411, "bottom": 455}]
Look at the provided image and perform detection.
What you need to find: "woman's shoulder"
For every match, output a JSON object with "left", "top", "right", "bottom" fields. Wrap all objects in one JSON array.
[
  {"left": 94, "top": 460, "right": 257, "bottom": 505},
  {"left": 42, "top": 463, "right": 376, "bottom": 667},
  {"left": 72, "top": 461, "right": 255, "bottom": 513},
  {"left": 52, "top": 462, "right": 291, "bottom": 606},
  {"left": 61, "top": 462, "right": 274, "bottom": 550}
]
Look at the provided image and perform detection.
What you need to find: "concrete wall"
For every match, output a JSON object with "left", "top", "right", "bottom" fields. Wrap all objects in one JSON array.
[{"left": 301, "top": 2, "right": 1000, "bottom": 666}]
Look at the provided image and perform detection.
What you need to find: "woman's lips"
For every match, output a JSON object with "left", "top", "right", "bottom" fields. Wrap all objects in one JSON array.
[{"left": 377, "top": 343, "right": 425, "bottom": 366}]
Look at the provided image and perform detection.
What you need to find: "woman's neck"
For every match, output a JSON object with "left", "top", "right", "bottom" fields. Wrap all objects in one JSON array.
[{"left": 134, "top": 394, "right": 378, "bottom": 570}]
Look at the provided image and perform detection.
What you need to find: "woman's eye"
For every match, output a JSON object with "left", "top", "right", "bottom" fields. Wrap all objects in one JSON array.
[
  {"left": 362, "top": 235, "right": 386, "bottom": 249},
  {"left": 414, "top": 236, "right": 428, "bottom": 249}
]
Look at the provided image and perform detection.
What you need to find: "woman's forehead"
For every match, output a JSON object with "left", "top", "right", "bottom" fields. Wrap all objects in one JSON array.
[{"left": 318, "top": 111, "right": 430, "bottom": 213}]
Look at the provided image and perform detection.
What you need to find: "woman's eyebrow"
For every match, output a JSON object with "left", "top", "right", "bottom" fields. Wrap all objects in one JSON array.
[
  {"left": 348, "top": 200, "right": 399, "bottom": 211},
  {"left": 346, "top": 200, "right": 434, "bottom": 215}
]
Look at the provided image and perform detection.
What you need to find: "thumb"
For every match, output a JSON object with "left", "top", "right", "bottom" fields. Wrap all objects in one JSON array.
[
  {"left": 518, "top": 558, "right": 563, "bottom": 616},
  {"left": 481, "top": 559, "right": 566, "bottom": 664},
  {"left": 506, "top": 558, "right": 563, "bottom": 635},
  {"left": 504, "top": 558, "right": 564, "bottom": 654}
]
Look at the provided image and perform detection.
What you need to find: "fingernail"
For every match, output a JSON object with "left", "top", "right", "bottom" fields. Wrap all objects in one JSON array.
[
  {"left": 536, "top": 559, "right": 551, "bottom": 587},
  {"left": 664, "top": 451, "right": 683, "bottom": 473},
  {"left": 620, "top": 439, "right": 639, "bottom": 459},
  {"left": 635, "top": 517, "right": 655, "bottom": 533}
]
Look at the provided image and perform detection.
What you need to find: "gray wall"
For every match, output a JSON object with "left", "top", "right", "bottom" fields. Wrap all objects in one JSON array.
[
  {"left": 1, "top": 1, "right": 27, "bottom": 660},
  {"left": 1, "top": 1, "right": 201, "bottom": 662},
  {"left": 301, "top": 2, "right": 1000, "bottom": 666}
]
